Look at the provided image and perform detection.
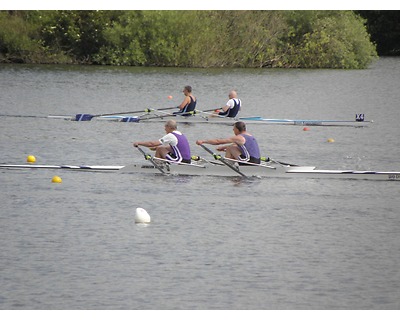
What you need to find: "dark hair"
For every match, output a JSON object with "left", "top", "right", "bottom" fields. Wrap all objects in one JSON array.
[
  {"left": 234, "top": 121, "right": 246, "bottom": 132},
  {"left": 184, "top": 85, "right": 192, "bottom": 92}
]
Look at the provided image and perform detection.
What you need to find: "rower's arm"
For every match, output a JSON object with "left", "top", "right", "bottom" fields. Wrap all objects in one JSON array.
[
  {"left": 196, "top": 135, "right": 244, "bottom": 146},
  {"left": 197, "top": 138, "right": 230, "bottom": 145},
  {"left": 220, "top": 105, "right": 229, "bottom": 112},
  {"left": 133, "top": 140, "right": 162, "bottom": 148},
  {"left": 177, "top": 96, "right": 190, "bottom": 110}
]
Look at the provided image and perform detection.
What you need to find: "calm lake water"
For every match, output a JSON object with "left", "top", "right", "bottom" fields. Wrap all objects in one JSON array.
[{"left": 1, "top": 58, "right": 400, "bottom": 310}]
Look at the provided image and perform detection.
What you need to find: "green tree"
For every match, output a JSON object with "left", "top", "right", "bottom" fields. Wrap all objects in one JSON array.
[
  {"left": 0, "top": 10, "right": 379, "bottom": 68},
  {"left": 0, "top": 11, "right": 43, "bottom": 62},
  {"left": 281, "top": 11, "right": 377, "bottom": 68},
  {"left": 40, "top": 11, "right": 119, "bottom": 62}
]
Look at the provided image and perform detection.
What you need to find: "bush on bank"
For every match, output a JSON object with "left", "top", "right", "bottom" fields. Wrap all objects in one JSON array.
[{"left": 0, "top": 10, "right": 378, "bottom": 69}]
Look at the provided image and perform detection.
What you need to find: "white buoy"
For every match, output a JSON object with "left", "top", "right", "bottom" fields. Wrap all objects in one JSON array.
[{"left": 135, "top": 207, "right": 151, "bottom": 224}]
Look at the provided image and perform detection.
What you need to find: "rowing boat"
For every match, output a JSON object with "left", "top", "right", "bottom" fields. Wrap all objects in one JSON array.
[
  {"left": 46, "top": 111, "right": 371, "bottom": 127},
  {"left": 99, "top": 115, "right": 371, "bottom": 127},
  {"left": 2, "top": 109, "right": 371, "bottom": 127},
  {"left": 120, "top": 161, "right": 400, "bottom": 181},
  {"left": 2, "top": 159, "right": 399, "bottom": 181},
  {"left": 0, "top": 164, "right": 123, "bottom": 171}
]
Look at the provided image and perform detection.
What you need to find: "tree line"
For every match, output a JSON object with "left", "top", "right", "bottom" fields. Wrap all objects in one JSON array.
[
  {"left": 357, "top": 10, "right": 400, "bottom": 56},
  {"left": 0, "top": 10, "right": 382, "bottom": 68}
]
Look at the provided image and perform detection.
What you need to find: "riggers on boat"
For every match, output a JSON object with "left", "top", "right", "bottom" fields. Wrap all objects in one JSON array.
[
  {"left": 98, "top": 115, "right": 372, "bottom": 127},
  {"left": 119, "top": 160, "right": 400, "bottom": 181},
  {"left": 45, "top": 109, "right": 372, "bottom": 127},
  {"left": 1, "top": 158, "right": 399, "bottom": 181},
  {"left": 3, "top": 108, "right": 372, "bottom": 127}
]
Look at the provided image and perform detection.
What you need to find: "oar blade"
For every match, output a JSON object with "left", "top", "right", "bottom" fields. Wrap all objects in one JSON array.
[
  {"left": 74, "top": 107, "right": 178, "bottom": 121},
  {"left": 120, "top": 117, "right": 140, "bottom": 122},
  {"left": 75, "top": 114, "right": 95, "bottom": 121},
  {"left": 199, "top": 144, "right": 248, "bottom": 178}
]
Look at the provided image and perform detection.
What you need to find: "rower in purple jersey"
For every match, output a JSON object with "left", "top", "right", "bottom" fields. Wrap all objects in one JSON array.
[
  {"left": 133, "top": 120, "right": 192, "bottom": 163},
  {"left": 196, "top": 121, "right": 261, "bottom": 165}
]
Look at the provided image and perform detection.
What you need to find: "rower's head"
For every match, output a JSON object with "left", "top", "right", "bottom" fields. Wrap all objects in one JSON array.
[
  {"left": 183, "top": 86, "right": 192, "bottom": 95},
  {"left": 233, "top": 121, "right": 246, "bottom": 134},
  {"left": 164, "top": 120, "right": 177, "bottom": 132},
  {"left": 228, "top": 90, "right": 237, "bottom": 99}
]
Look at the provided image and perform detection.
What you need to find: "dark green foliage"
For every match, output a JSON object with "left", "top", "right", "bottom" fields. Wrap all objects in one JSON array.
[
  {"left": 0, "top": 10, "right": 379, "bottom": 68},
  {"left": 357, "top": 11, "right": 400, "bottom": 56},
  {"left": 0, "top": 11, "right": 44, "bottom": 63}
]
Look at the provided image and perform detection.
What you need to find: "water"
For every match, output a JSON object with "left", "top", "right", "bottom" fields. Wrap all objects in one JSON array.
[{"left": 1, "top": 59, "right": 400, "bottom": 309}]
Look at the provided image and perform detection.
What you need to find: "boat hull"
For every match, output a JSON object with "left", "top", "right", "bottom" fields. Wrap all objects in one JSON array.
[
  {"left": 47, "top": 114, "right": 371, "bottom": 127},
  {"left": 2, "top": 162, "right": 398, "bottom": 180},
  {"left": 120, "top": 162, "right": 400, "bottom": 181},
  {"left": 0, "top": 164, "right": 123, "bottom": 171},
  {"left": 98, "top": 115, "right": 371, "bottom": 127}
]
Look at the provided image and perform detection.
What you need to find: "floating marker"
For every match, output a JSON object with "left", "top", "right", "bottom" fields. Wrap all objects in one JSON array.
[
  {"left": 327, "top": 138, "right": 335, "bottom": 143},
  {"left": 167, "top": 95, "right": 173, "bottom": 100},
  {"left": 303, "top": 127, "right": 310, "bottom": 131},
  {"left": 27, "top": 155, "right": 36, "bottom": 163},
  {"left": 52, "top": 176, "right": 62, "bottom": 183},
  {"left": 135, "top": 207, "right": 151, "bottom": 224}
]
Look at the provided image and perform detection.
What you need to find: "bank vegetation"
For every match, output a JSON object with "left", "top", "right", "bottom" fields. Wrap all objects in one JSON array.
[{"left": 0, "top": 10, "right": 378, "bottom": 68}]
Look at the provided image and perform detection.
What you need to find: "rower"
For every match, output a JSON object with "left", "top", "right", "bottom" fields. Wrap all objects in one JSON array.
[
  {"left": 174, "top": 85, "right": 196, "bottom": 116},
  {"left": 213, "top": 90, "right": 241, "bottom": 118},
  {"left": 133, "top": 120, "right": 192, "bottom": 163},
  {"left": 196, "top": 121, "right": 261, "bottom": 165}
]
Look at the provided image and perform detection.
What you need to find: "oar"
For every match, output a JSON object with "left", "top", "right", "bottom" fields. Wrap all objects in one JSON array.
[
  {"left": 75, "top": 107, "right": 177, "bottom": 121},
  {"left": 190, "top": 108, "right": 224, "bottom": 118},
  {"left": 126, "top": 107, "right": 222, "bottom": 122},
  {"left": 199, "top": 144, "right": 248, "bottom": 178},
  {"left": 142, "top": 108, "right": 222, "bottom": 121},
  {"left": 131, "top": 107, "right": 223, "bottom": 122},
  {"left": 222, "top": 157, "right": 276, "bottom": 169},
  {"left": 152, "top": 156, "right": 206, "bottom": 168},
  {"left": 135, "top": 146, "right": 167, "bottom": 174},
  {"left": 190, "top": 155, "right": 224, "bottom": 166},
  {"left": 261, "top": 156, "right": 298, "bottom": 167},
  {"left": 137, "top": 109, "right": 201, "bottom": 121},
  {"left": 194, "top": 108, "right": 220, "bottom": 114}
]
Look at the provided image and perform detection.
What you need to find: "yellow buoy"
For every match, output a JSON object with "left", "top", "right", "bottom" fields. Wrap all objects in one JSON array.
[
  {"left": 52, "top": 176, "right": 62, "bottom": 183},
  {"left": 27, "top": 155, "right": 36, "bottom": 163},
  {"left": 327, "top": 138, "right": 335, "bottom": 143}
]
